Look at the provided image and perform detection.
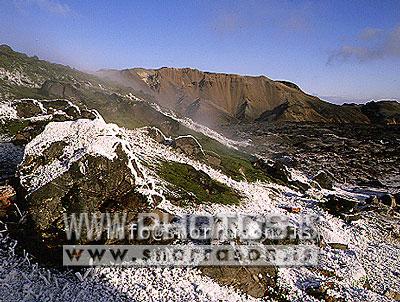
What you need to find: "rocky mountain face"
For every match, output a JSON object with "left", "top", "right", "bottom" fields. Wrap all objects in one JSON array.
[
  {"left": 0, "top": 45, "right": 188, "bottom": 136},
  {"left": 97, "top": 67, "right": 400, "bottom": 127}
]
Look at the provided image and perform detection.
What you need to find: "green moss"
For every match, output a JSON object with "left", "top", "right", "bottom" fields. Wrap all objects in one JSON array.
[
  {"left": 158, "top": 161, "right": 241, "bottom": 206},
  {"left": 0, "top": 119, "right": 29, "bottom": 136},
  {"left": 10, "top": 86, "right": 44, "bottom": 99},
  {"left": 180, "top": 132, "right": 271, "bottom": 183}
]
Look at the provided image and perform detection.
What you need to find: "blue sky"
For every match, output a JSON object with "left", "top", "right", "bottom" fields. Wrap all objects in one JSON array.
[{"left": 0, "top": 0, "right": 399, "bottom": 102}]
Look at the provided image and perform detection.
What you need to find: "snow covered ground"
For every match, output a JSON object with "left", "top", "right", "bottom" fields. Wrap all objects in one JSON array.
[
  {"left": 0, "top": 232, "right": 259, "bottom": 302},
  {"left": 0, "top": 67, "right": 41, "bottom": 88},
  {"left": 1, "top": 105, "right": 399, "bottom": 301}
]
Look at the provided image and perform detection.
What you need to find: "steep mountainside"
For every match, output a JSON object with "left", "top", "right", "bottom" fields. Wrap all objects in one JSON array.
[
  {"left": 0, "top": 45, "right": 184, "bottom": 134},
  {"left": 97, "top": 67, "right": 400, "bottom": 126}
]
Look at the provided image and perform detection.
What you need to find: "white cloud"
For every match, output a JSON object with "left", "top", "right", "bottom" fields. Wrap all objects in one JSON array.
[
  {"left": 13, "top": 0, "right": 71, "bottom": 15},
  {"left": 358, "top": 27, "right": 382, "bottom": 40},
  {"left": 328, "top": 25, "right": 400, "bottom": 64}
]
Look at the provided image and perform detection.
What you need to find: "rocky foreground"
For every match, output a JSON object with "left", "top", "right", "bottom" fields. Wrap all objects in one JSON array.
[{"left": 0, "top": 99, "right": 399, "bottom": 301}]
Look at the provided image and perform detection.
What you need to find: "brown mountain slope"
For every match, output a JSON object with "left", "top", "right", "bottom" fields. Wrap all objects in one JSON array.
[{"left": 97, "top": 67, "right": 399, "bottom": 126}]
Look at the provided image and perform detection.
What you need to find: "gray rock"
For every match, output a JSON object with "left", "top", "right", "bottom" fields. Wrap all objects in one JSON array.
[
  {"left": 145, "top": 126, "right": 166, "bottom": 143},
  {"left": 380, "top": 194, "right": 397, "bottom": 208},
  {"left": 18, "top": 120, "right": 159, "bottom": 248},
  {"left": 324, "top": 194, "right": 358, "bottom": 216},
  {"left": 313, "top": 170, "right": 334, "bottom": 190},
  {"left": 173, "top": 135, "right": 205, "bottom": 159},
  {"left": 253, "top": 159, "right": 291, "bottom": 183}
]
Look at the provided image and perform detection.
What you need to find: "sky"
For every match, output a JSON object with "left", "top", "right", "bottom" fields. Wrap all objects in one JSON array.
[{"left": 0, "top": 0, "right": 399, "bottom": 103}]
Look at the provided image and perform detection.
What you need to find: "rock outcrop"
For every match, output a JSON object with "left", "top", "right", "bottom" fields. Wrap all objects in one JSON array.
[
  {"left": 39, "top": 80, "right": 80, "bottom": 99},
  {"left": 2, "top": 99, "right": 97, "bottom": 137},
  {"left": 173, "top": 135, "right": 205, "bottom": 159},
  {"left": 18, "top": 119, "right": 161, "bottom": 248},
  {"left": 0, "top": 185, "right": 15, "bottom": 218},
  {"left": 0, "top": 99, "right": 99, "bottom": 182},
  {"left": 313, "top": 170, "right": 335, "bottom": 190},
  {"left": 144, "top": 126, "right": 167, "bottom": 143},
  {"left": 252, "top": 158, "right": 310, "bottom": 192}
]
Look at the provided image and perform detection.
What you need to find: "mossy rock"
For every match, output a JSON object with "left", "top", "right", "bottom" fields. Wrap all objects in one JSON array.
[
  {"left": 0, "top": 120, "right": 30, "bottom": 137},
  {"left": 158, "top": 161, "right": 241, "bottom": 206}
]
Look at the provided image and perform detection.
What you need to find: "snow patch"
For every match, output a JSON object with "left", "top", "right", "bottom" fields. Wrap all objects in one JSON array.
[
  {"left": 0, "top": 67, "right": 40, "bottom": 88},
  {"left": 0, "top": 101, "right": 18, "bottom": 121},
  {"left": 149, "top": 102, "right": 250, "bottom": 149},
  {"left": 20, "top": 119, "right": 146, "bottom": 193}
]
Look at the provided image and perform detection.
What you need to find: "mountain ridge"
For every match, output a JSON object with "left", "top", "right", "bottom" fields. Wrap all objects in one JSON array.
[
  {"left": 1, "top": 44, "right": 399, "bottom": 127},
  {"left": 96, "top": 66, "right": 400, "bottom": 126}
]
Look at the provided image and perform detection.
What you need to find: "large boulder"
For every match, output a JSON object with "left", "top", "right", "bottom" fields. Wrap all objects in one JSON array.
[
  {"left": 312, "top": 170, "right": 335, "bottom": 190},
  {"left": 253, "top": 158, "right": 291, "bottom": 183},
  {"left": 18, "top": 119, "right": 161, "bottom": 248},
  {"left": 41, "top": 99, "right": 97, "bottom": 120},
  {"left": 144, "top": 126, "right": 167, "bottom": 143},
  {"left": 14, "top": 99, "right": 44, "bottom": 118},
  {"left": 39, "top": 80, "right": 80, "bottom": 99},
  {"left": 173, "top": 135, "right": 205, "bottom": 159},
  {"left": 1, "top": 99, "right": 98, "bottom": 145}
]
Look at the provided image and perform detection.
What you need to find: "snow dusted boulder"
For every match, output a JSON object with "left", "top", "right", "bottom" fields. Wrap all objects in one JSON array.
[
  {"left": 253, "top": 158, "right": 291, "bottom": 183},
  {"left": 143, "top": 126, "right": 167, "bottom": 143},
  {"left": 313, "top": 170, "right": 335, "bottom": 190},
  {"left": 3, "top": 98, "right": 94, "bottom": 121},
  {"left": 252, "top": 158, "right": 312, "bottom": 192},
  {"left": 0, "top": 99, "right": 98, "bottom": 144},
  {"left": 18, "top": 119, "right": 161, "bottom": 248},
  {"left": 173, "top": 135, "right": 205, "bottom": 159}
]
